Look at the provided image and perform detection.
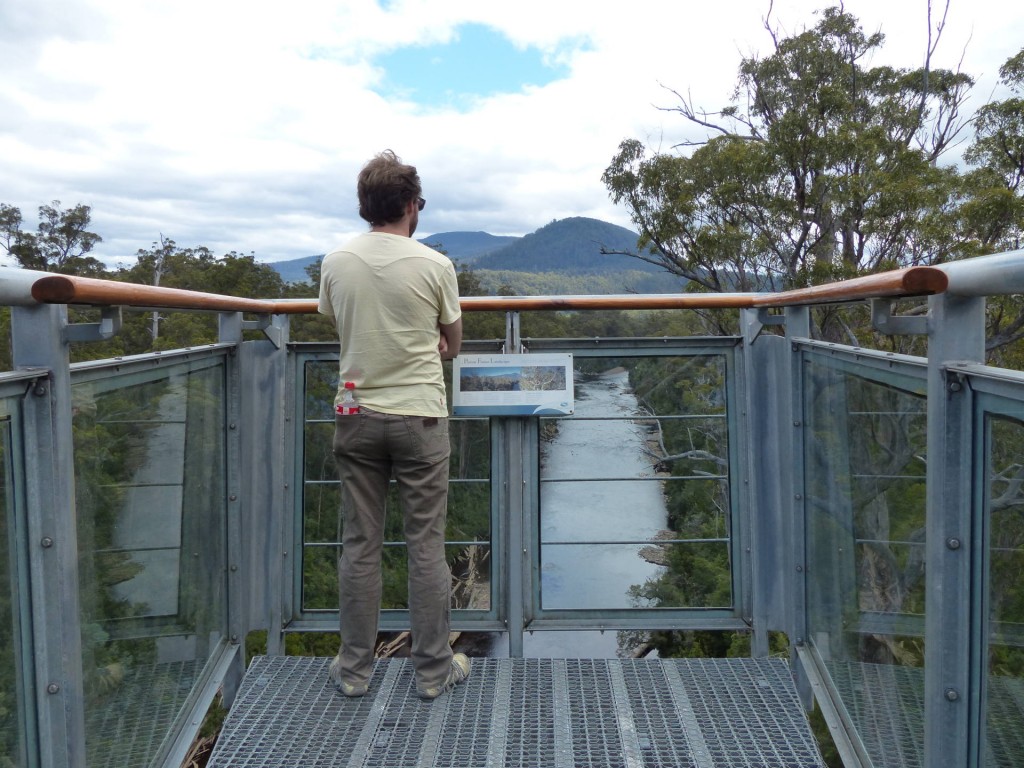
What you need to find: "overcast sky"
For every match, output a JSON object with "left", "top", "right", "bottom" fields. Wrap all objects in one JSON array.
[{"left": 2, "top": 0, "right": 1021, "bottom": 268}]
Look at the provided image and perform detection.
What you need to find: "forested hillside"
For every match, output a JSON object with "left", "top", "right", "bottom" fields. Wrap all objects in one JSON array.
[
  {"left": 471, "top": 217, "right": 658, "bottom": 274},
  {"left": 264, "top": 216, "right": 679, "bottom": 295},
  {"left": 421, "top": 231, "right": 520, "bottom": 262},
  {"left": 268, "top": 230, "right": 521, "bottom": 282}
]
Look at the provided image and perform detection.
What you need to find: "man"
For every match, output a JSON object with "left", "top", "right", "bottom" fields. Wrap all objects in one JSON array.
[{"left": 318, "top": 150, "right": 468, "bottom": 700}]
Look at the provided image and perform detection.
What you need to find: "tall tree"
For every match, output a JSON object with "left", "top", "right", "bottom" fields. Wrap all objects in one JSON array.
[
  {"left": 0, "top": 201, "right": 105, "bottom": 275},
  {"left": 111, "top": 240, "right": 288, "bottom": 353},
  {"left": 961, "top": 48, "right": 1024, "bottom": 254},
  {"left": 960, "top": 48, "right": 1024, "bottom": 358},
  {"left": 602, "top": 4, "right": 972, "bottom": 294}
]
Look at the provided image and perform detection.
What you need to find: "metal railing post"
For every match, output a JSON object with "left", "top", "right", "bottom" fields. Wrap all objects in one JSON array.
[
  {"left": 11, "top": 303, "right": 86, "bottom": 768},
  {"left": 503, "top": 417, "right": 526, "bottom": 658},
  {"left": 501, "top": 309, "right": 527, "bottom": 657},
  {"left": 740, "top": 308, "right": 772, "bottom": 658},
  {"left": 740, "top": 307, "right": 809, "bottom": 673},
  {"left": 235, "top": 314, "right": 291, "bottom": 658},
  {"left": 924, "top": 292, "right": 985, "bottom": 767},
  {"left": 218, "top": 312, "right": 246, "bottom": 703}
]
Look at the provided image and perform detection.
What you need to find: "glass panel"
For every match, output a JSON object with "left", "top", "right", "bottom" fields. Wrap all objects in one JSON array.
[
  {"left": 804, "top": 356, "right": 927, "bottom": 767},
  {"left": 1, "top": 413, "right": 29, "bottom": 767},
  {"left": 539, "top": 356, "right": 732, "bottom": 611},
  {"left": 304, "top": 483, "right": 341, "bottom": 544},
  {"left": 301, "top": 360, "right": 492, "bottom": 614},
  {"left": 304, "top": 422, "right": 338, "bottom": 483},
  {"left": 302, "top": 545, "right": 338, "bottom": 610},
  {"left": 984, "top": 414, "right": 1024, "bottom": 767},
  {"left": 73, "top": 364, "right": 227, "bottom": 768}
]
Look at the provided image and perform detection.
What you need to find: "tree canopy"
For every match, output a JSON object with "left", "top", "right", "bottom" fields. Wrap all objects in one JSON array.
[
  {"left": 603, "top": 5, "right": 1021, "bottom": 295},
  {"left": 0, "top": 201, "right": 105, "bottom": 276}
]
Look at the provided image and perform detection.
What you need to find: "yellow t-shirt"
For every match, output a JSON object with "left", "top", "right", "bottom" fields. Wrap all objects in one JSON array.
[{"left": 318, "top": 232, "right": 462, "bottom": 417}]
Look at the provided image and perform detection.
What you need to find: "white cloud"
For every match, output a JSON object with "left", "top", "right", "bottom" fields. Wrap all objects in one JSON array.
[{"left": 0, "top": 0, "right": 1020, "bottom": 267}]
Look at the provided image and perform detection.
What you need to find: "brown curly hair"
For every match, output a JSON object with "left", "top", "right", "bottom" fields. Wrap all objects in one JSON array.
[{"left": 357, "top": 150, "right": 422, "bottom": 226}]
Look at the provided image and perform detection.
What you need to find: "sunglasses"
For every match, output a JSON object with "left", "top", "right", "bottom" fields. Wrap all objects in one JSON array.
[{"left": 417, "top": 197, "right": 426, "bottom": 211}]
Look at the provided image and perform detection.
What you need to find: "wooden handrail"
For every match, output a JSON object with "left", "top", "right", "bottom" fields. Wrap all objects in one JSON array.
[
  {"left": 28, "top": 265, "right": 947, "bottom": 314},
  {"left": 31, "top": 275, "right": 312, "bottom": 314},
  {"left": 459, "top": 293, "right": 757, "bottom": 311},
  {"left": 751, "top": 266, "right": 947, "bottom": 307}
]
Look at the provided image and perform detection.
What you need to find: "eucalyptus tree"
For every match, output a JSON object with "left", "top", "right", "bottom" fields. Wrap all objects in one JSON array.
[
  {"left": 0, "top": 201, "right": 105, "bottom": 276},
  {"left": 602, "top": 4, "right": 972, "bottom": 294},
  {"left": 602, "top": 4, "right": 980, "bottom": 665},
  {"left": 961, "top": 48, "right": 1024, "bottom": 254},
  {"left": 959, "top": 48, "right": 1024, "bottom": 359}
]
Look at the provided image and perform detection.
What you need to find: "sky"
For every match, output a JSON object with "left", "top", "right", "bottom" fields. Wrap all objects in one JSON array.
[{"left": 1, "top": 0, "right": 1022, "bottom": 269}]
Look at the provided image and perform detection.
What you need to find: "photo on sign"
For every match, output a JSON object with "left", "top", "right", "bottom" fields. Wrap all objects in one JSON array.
[{"left": 452, "top": 354, "right": 574, "bottom": 416}]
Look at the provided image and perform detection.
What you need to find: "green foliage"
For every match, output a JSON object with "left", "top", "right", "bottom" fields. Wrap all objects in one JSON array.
[
  {"left": 0, "top": 201, "right": 105, "bottom": 275},
  {"left": 469, "top": 268, "right": 681, "bottom": 297},
  {"left": 603, "top": 6, "right": 975, "bottom": 290}
]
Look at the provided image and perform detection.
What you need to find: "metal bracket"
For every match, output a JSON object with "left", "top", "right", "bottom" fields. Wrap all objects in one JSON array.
[
  {"left": 743, "top": 308, "right": 786, "bottom": 346},
  {"left": 63, "top": 306, "right": 123, "bottom": 343},
  {"left": 871, "top": 299, "right": 928, "bottom": 336},
  {"left": 241, "top": 314, "right": 288, "bottom": 349}
]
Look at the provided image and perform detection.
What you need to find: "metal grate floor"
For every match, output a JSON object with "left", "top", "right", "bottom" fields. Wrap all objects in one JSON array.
[
  {"left": 827, "top": 661, "right": 1024, "bottom": 768},
  {"left": 85, "top": 658, "right": 202, "bottom": 768},
  {"left": 208, "top": 656, "right": 825, "bottom": 767}
]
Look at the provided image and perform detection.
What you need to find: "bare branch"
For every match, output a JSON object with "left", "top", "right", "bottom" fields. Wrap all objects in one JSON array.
[{"left": 656, "top": 83, "right": 760, "bottom": 145}]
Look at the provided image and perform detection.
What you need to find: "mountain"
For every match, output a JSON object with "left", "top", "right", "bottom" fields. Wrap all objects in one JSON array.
[
  {"left": 471, "top": 217, "right": 656, "bottom": 274},
  {"left": 418, "top": 231, "right": 520, "bottom": 263},
  {"left": 263, "top": 217, "right": 674, "bottom": 293},
  {"left": 265, "top": 231, "right": 521, "bottom": 283},
  {"left": 268, "top": 255, "right": 322, "bottom": 284}
]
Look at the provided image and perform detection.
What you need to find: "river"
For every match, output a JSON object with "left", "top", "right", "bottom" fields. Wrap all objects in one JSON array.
[{"left": 514, "top": 367, "right": 670, "bottom": 657}]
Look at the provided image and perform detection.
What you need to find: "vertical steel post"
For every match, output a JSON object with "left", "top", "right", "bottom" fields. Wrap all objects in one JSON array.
[
  {"left": 785, "top": 307, "right": 812, "bottom": 706},
  {"left": 740, "top": 307, "right": 809, "bottom": 675},
  {"left": 218, "top": 312, "right": 246, "bottom": 702},
  {"left": 739, "top": 308, "right": 771, "bottom": 658},
  {"left": 233, "top": 315, "right": 290, "bottom": 658},
  {"left": 502, "top": 310, "right": 526, "bottom": 657},
  {"left": 11, "top": 303, "right": 86, "bottom": 768},
  {"left": 504, "top": 417, "right": 526, "bottom": 658},
  {"left": 924, "top": 292, "right": 985, "bottom": 767}
]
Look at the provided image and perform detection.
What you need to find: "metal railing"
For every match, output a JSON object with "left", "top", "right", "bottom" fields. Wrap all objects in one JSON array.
[{"left": 0, "top": 250, "right": 1022, "bottom": 767}]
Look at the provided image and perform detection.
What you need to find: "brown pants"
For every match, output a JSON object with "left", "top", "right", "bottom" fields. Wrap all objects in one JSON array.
[{"left": 332, "top": 408, "right": 453, "bottom": 690}]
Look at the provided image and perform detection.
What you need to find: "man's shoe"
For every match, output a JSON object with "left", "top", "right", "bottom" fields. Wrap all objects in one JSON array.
[
  {"left": 329, "top": 654, "right": 368, "bottom": 698},
  {"left": 417, "top": 653, "right": 471, "bottom": 700}
]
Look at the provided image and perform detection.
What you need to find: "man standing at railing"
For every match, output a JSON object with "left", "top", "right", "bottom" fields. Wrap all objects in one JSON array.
[{"left": 318, "top": 149, "right": 467, "bottom": 700}]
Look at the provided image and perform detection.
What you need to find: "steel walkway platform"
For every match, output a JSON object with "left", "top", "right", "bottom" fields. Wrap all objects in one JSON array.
[{"left": 208, "top": 655, "right": 825, "bottom": 767}]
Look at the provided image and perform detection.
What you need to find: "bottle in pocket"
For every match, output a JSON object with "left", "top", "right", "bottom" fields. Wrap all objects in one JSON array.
[{"left": 337, "top": 381, "right": 360, "bottom": 415}]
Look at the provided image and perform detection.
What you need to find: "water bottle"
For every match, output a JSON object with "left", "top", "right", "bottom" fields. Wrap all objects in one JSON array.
[{"left": 337, "top": 381, "right": 360, "bottom": 415}]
